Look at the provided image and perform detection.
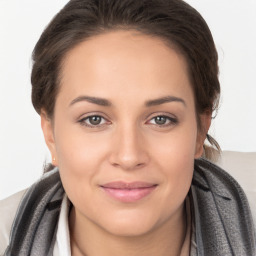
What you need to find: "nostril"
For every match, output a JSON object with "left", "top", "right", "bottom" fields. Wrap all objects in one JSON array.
[{"left": 111, "top": 161, "right": 146, "bottom": 170}]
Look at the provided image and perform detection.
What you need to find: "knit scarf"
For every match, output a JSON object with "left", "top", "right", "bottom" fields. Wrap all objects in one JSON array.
[{"left": 4, "top": 159, "right": 256, "bottom": 256}]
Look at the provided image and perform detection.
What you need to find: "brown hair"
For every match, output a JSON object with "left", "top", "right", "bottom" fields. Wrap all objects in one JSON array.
[{"left": 31, "top": 0, "right": 220, "bottom": 156}]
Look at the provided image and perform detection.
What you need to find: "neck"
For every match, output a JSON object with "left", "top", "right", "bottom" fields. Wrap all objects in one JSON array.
[{"left": 69, "top": 204, "right": 187, "bottom": 256}]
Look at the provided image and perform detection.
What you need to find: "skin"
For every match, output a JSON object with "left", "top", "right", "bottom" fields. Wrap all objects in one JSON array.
[{"left": 41, "top": 30, "right": 211, "bottom": 256}]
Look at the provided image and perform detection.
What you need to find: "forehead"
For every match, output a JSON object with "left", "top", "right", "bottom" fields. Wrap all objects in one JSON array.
[{"left": 59, "top": 30, "right": 194, "bottom": 106}]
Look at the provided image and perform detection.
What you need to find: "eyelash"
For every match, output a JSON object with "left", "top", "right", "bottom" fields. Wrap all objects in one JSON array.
[{"left": 78, "top": 114, "right": 178, "bottom": 129}]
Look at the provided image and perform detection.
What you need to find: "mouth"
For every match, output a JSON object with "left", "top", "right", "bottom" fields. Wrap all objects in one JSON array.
[{"left": 100, "top": 181, "right": 158, "bottom": 203}]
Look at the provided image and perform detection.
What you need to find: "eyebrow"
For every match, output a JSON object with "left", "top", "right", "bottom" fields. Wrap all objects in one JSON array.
[
  {"left": 70, "top": 96, "right": 112, "bottom": 107},
  {"left": 145, "top": 96, "right": 186, "bottom": 107},
  {"left": 69, "top": 95, "right": 186, "bottom": 107}
]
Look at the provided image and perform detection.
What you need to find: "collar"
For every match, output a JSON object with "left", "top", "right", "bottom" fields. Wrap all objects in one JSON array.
[{"left": 53, "top": 194, "right": 71, "bottom": 256}]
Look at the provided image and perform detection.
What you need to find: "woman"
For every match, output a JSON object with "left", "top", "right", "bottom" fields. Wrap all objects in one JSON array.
[{"left": 1, "top": 0, "right": 255, "bottom": 255}]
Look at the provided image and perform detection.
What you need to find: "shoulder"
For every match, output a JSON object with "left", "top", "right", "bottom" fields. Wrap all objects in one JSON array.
[
  {"left": 193, "top": 157, "right": 253, "bottom": 216},
  {"left": 192, "top": 158, "right": 256, "bottom": 255},
  {"left": 215, "top": 150, "right": 256, "bottom": 224},
  {"left": 4, "top": 169, "right": 64, "bottom": 256},
  {"left": 0, "top": 189, "right": 27, "bottom": 255}
]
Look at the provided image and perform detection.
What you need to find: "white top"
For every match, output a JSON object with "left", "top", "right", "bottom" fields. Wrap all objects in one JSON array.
[{"left": 53, "top": 194, "right": 71, "bottom": 256}]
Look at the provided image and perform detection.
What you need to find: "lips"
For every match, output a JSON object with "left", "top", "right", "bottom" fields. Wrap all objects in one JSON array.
[{"left": 100, "top": 181, "right": 157, "bottom": 203}]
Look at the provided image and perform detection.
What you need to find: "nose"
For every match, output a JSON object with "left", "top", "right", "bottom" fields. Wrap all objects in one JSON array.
[{"left": 109, "top": 125, "right": 149, "bottom": 170}]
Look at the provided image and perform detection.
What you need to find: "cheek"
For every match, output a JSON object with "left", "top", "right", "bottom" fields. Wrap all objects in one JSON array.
[
  {"left": 151, "top": 119, "right": 198, "bottom": 164},
  {"left": 150, "top": 121, "right": 197, "bottom": 196},
  {"left": 54, "top": 115, "right": 109, "bottom": 169},
  {"left": 53, "top": 120, "right": 111, "bottom": 199}
]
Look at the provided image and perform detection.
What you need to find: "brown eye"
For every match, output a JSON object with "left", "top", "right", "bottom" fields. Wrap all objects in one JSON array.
[
  {"left": 88, "top": 116, "right": 102, "bottom": 125},
  {"left": 154, "top": 116, "right": 168, "bottom": 125}
]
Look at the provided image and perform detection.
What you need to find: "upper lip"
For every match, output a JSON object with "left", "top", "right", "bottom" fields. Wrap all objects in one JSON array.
[{"left": 101, "top": 181, "right": 157, "bottom": 189}]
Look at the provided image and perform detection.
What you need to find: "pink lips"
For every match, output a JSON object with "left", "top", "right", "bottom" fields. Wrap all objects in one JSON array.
[{"left": 100, "top": 181, "right": 157, "bottom": 203}]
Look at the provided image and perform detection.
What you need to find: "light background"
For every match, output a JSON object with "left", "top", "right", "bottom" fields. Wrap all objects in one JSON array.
[{"left": 0, "top": 0, "right": 256, "bottom": 200}]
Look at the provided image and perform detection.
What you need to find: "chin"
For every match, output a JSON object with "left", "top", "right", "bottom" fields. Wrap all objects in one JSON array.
[
  {"left": 103, "top": 220, "right": 156, "bottom": 237},
  {"left": 93, "top": 208, "right": 165, "bottom": 237}
]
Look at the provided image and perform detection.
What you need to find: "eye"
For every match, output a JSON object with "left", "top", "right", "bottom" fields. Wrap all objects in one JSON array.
[
  {"left": 87, "top": 116, "right": 103, "bottom": 125},
  {"left": 153, "top": 116, "right": 169, "bottom": 125},
  {"left": 147, "top": 115, "right": 178, "bottom": 127},
  {"left": 79, "top": 115, "right": 109, "bottom": 127}
]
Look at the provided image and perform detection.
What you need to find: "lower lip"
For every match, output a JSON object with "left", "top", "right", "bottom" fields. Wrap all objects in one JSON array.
[{"left": 101, "top": 186, "right": 157, "bottom": 203}]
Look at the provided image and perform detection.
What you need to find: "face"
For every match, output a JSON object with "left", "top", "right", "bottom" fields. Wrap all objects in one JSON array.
[{"left": 42, "top": 30, "right": 209, "bottom": 237}]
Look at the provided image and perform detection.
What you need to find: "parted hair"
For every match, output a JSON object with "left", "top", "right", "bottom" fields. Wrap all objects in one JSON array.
[{"left": 31, "top": 0, "right": 221, "bottom": 159}]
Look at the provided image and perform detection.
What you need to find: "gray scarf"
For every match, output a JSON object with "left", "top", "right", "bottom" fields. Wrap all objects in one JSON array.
[{"left": 4, "top": 159, "right": 256, "bottom": 256}]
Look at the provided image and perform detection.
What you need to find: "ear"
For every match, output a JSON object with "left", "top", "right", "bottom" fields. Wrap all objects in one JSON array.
[
  {"left": 41, "top": 110, "right": 58, "bottom": 166},
  {"left": 195, "top": 111, "right": 212, "bottom": 159}
]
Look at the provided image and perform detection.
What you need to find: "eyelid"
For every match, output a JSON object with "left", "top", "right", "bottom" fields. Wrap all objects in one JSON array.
[
  {"left": 77, "top": 111, "right": 110, "bottom": 121},
  {"left": 145, "top": 112, "right": 177, "bottom": 121}
]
